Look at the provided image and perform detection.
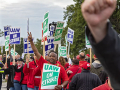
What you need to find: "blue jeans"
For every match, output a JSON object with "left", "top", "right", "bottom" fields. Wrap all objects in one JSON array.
[
  {"left": 28, "top": 88, "right": 34, "bottom": 90},
  {"left": 14, "top": 80, "right": 21, "bottom": 90},
  {"left": 21, "top": 84, "right": 27, "bottom": 90},
  {"left": 34, "top": 86, "right": 39, "bottom": 90},
  {"left": 10, "top": 87, "right": 15, "bottom": 90}
]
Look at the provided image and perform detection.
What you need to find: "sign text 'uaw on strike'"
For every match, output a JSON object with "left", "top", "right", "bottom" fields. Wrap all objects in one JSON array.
[{"left": 9, "top": 27, "right": 21, "bottom": 45}]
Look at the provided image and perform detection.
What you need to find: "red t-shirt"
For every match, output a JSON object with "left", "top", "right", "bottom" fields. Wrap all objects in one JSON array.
[
  {"left": 79, "top": 61, "right": 88, "bottom": 68},
  {"left": 93, "top": 80, "right": 112, "bottom": 90},
  {"left": 14, "top": 72, "right": 21, "bottom": 82},
  {"left": 64, "top": 63, "right": 69, "bottom": 69},
  {"left": 23, "top": 60, "right": 41, "bottom": 88},
  {"left": 14, "top": 65, "right": 22, "bottom": 82},
  {"left": 66, "top": 65, "right": 81, "bottom": 89},
  {"left": 37, "top": 56, "right": 69, "bottom": 90}
]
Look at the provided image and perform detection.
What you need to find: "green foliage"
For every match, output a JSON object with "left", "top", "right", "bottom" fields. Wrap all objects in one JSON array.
[
  {"left": 62, "top": 0, "right": 120, "bottom": 58},
  {"left": 110, "top": 0, "right": 120, "bottom": 33},
  {"left": 0, "top": 46, "right": 5, "bottom": 55},
  {"left": 62, "top": 0, "right": 86, "bottom": 57},
  {"left": 35, "top": 39, "right": 43, "bottom": 55},
  {"left": 0, "top": 29, "right": 4, "bottom": 37}
]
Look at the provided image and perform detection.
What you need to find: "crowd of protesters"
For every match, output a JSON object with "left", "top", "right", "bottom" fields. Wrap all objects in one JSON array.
[
  {"left": 0, "top": 0, "right": 119, "bottom": 89},
  {"left": 0, "top": 51, "right": 109, "bottom": 90}
]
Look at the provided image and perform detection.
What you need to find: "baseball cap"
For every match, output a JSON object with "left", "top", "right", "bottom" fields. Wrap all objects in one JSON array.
[
  {"left": 86, "top": 54, "right": 90, "bottom": 57},
  {"left": 82, "top": 62, "right": 90, "bottom": 70},
  {"left": 17, "top": 58, "right": 23, "bottom": 61},
  {"left": 76, "top": 55, "right": 80, "bottom": 60}
]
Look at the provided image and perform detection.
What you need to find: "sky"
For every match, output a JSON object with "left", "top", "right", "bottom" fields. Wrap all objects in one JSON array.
[{"left": 0, "top": 0, "right": 74, "bottom": 46}]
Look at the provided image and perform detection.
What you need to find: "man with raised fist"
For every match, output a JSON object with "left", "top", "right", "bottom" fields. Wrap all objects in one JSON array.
[{"left": 81, "top": 0, "right": 120, "bottom": 89}]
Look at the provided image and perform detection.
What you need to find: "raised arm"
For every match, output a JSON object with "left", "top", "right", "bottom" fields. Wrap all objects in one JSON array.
[
  {"left": 81, "top": 0, "right": 116, "bottom": 43},
  {"left": 28, "top": 32, "right": 41, "bottom": 60},
  {"left": 81, "top": 0, "right": 119, "bottom": 89}
]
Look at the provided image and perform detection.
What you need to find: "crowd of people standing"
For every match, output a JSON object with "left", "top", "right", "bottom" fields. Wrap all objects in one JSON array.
[{"left": 0, "top": 0, "right": 119, "bottom": 89}]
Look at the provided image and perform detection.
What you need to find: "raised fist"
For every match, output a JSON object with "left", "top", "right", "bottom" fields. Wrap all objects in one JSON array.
[{"left": 81, "top": 0, "right": 116, "bottom": 26}]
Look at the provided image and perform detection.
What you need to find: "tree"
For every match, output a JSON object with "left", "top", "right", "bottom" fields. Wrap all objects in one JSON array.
[
  {"left": 63, "top": 0, "right": 120, "bottom": 58},
  {"left": 110, "top": 0, "right": 120, "bottom": 33},
  {"left": 62, "top": 0, "right": 85, "bottom": 57},
  {"left": 35, "top": 39, "right": 43, "bottom": 55},
  {"left": 0, "top": 29, "right": 4, "bottom": 37}
]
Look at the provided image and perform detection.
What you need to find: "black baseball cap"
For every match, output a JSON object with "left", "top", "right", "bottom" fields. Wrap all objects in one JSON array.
[{"left": 17, "top": 58, "right": 23, "bottom": 61}]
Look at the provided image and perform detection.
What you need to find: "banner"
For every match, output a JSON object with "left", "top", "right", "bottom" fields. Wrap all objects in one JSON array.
[
  {"left": 4, "top": 26, "right": 10, "bottom": 39},
  {"left": 9, "top": 27, "right": 20, "bottom": 44},
  {"left": 45, "top": 37, "right": 54, "bottom": 56},
  {"left": 43, "top": 12, "right": 49, "bottom": 37},
  {"left": 41, "top": 63, "right": 60, "bottom": 89},
  {"left": 53, "top": 21, "right": 64, "bottom": 44},
  {"left": 67, "top": 27, "right": 74, "bottom": 44},
  {"left": 23, "top": 38, "right": 34, "bottom": 53},
  {"left": 5, "top": 36, "right": 9, "bottom": 51},
  {"left": 58, "top": 46, "right": 67, "bottom": 58}
]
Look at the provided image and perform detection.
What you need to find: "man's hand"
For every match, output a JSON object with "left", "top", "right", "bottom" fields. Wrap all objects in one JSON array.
[
  {"left": 28, "top": 32, "right": 33, "bottom": 42},
  {"left": 54, "top": 85, "right": 62, "bottom": 90},
  {"left": 81, "top": 0, "right": 116, "bottom": 26},
  {"left": 67, "top": 70, "right": 73, "bottom": 74},
  {"left": 26, "top": 58, "right": 29, "bottom": 64},
  {"left": 81, "top": 0, "right": 116, "bottom": 43}
]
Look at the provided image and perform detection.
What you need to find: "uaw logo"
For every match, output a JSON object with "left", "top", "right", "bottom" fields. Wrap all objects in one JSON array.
[{"left": 10, "top": 28, "right": 20, "bottom": 33}]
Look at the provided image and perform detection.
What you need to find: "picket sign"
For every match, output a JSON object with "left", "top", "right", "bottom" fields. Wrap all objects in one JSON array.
[
  {"left": 67, "top": 27, "right": 74, "bottom": 55},
  {"left": 45, "top": 37, "right": 54, "bottom": 56},
  {"left": 23, "top": 38, "right": 34, "bottom": 54},
  {"left": 5, "top": 36, "right": 10, "bottom": 64},
  {"left": 53, "top": 21, "right": 64, "bottom": 44},
  {"left": 9, "top": 27, "right": 20, "bottom": 44},
  {"left": 41, "top": 63, "right": 60, "bottom": 89}
]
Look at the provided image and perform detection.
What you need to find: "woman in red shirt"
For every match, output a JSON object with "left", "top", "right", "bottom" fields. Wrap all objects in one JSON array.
[
  {"left": 58, "top": 57, "right": 69, "bottom": 70},
  {"left": 14, "top": 58, "right": 28, "bottom": 90}
]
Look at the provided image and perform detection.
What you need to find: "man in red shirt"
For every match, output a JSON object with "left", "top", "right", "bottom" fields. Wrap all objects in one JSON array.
[
  {"left": 66, "top": 59, "right": 81, "bottom": 89},
  {"left": 78, "top": 52, "right": 88, "bottom": 68},
  {"left": 28, "top": 32, "right": 69, "bottom": 90},
  {"left": 93, "top": 78, "right": 113, "bottom": 90}
]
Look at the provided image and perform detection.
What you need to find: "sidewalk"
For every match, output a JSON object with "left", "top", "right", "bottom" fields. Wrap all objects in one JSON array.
[{"left": 1, "top": 82, "right": 7, "bottom": 90}]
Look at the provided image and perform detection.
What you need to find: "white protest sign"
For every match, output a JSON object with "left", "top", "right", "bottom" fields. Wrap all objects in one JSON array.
[
  {"left": 43, "top": 12, "right": 49, "bottom": 37},
  {"left": 85, "top": 35, "right": 92, "bottom": 48},
  {"left": 9, "top": 27, "right": 21, "bottom": 44},
  {"left": 67, "top": 27, "right": 74, "bottom": 44},
  {"left": 5, "top": 36, "right": 9, "bottom": 51},
  {"left": 53, "top": 21, "right": 64, "bottom": 44},
  {"left": 41, "top": 63, "right": 60, "bottom": 89}
]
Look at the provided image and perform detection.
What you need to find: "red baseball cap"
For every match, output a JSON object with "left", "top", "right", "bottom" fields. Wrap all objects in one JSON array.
[
  {"left": 82, "top": 62, "right": 90, "bottom": 70},
  {"left": 76, "top": 55, "right": 80, "bottom": 60},
  {"left": 86, "top": 54, "right": 90, "bottom": 57},
  {"left": 94, "top": 54, "right": 97, "bottom": 58}
]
